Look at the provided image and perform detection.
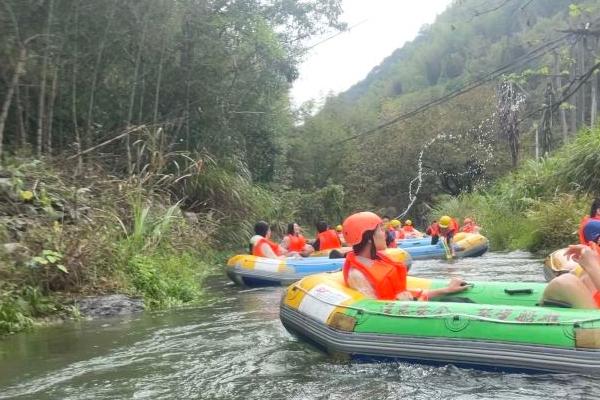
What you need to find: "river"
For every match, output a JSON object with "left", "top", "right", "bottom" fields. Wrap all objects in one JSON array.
[{"left": 0, "top": 252, "right": 598, "bottom": 399}]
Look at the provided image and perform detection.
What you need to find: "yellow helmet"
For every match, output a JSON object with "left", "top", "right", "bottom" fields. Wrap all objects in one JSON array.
[
  {"left": 439, "top": 215, "right": 452, "bottom": 228},
  {"left": 405, "top": 219, "right": 412, "bottom": 226},
  {"left": 335, "top": 224, "right": 343, "bottom": 232},
  {"left": 390, "top": 219, "right": 401, "bottom": 228}
]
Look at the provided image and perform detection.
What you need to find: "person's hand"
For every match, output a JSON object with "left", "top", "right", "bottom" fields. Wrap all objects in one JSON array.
[
  {"left": 395, "top": 291, "right": 413, "bottom": 301},
  {"left": 287, "top": 251, "right": 301, "bottom": 259},
  {"left": 446, "top": 277, "right": 468, "bottom": 294},
  {"left": 566, "top": 243, "right": 600, "bottom": 271}
]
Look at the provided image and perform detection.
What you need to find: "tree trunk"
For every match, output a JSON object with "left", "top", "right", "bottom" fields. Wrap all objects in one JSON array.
[
  {"left": 14, "top": 81, "right": 26, "bottom": 147},
  {"left": 0, "top": 47, "right": 27, "bottom": 158},
  {"left": 37, "top": 0, "right": 55, "bottom": 157},
  {"left": 138, "top": 61, "right": 145, "bottom": 124},
  {"left": 85, "top": 1, "right": 117, "bottom": 148},
  {"left": 553, "top": 52, "right": 568, "bottom": 143},
  {"left": 46, "top": 66, "right": 59, "bottom": 155},
  {"left": 71, "top": 1, "right": 82, "bottom": 171},
  {"left": 182, "top": 12, "right": 193, "bottom": 150},
  {"left": 591, "top": 37, "right": 599, "bottom": 127},
  {"left": 579, "top": 36, "right": 586, "bottom": 126},
  {"left": 126, "top": 10, "right": 149, "bottom": 175},
  {"left": 153, "top": 41, "right": 166, "bottom": 125},
  {"left": 569, "top": 46, "right": 577, "bottom": 136}
]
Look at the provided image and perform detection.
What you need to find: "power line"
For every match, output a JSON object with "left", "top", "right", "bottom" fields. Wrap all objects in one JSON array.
[
  {"left": 468, "top": 0, "right": 515, "bottom": 21},
  {"left": 304, "top": 19, "right": 368, "bottom": 52}
]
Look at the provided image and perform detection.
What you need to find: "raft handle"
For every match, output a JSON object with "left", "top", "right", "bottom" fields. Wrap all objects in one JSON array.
[{"left": 504, "top": 288, "right": 533, "bottom": 295}]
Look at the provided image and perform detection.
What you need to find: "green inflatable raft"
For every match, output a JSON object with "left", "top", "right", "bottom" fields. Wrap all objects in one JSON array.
[{"left": 280, "top": 272, "right": 600, "bottom": 375}]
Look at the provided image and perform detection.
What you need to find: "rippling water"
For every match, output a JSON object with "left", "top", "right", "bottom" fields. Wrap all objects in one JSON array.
[{"left": 1, "top": 252, "right": 599, "bottom": 399}]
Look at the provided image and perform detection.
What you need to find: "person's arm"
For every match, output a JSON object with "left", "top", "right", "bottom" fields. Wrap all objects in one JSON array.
[
  {"left": 280, "top": 236, "right": 290, "bottom": 250},
  {"left": 312, "top": 238, "right": 320, "bottom": 251},
  {"left": 258, "top": 242, "right": 281, "bottom": 259},
  {"left": 346, "top": 268, "right": 377, "bottom": 298},
  {"left": 446, "top": 230, "right": 456, "bottom": 255},
  {"left": 424, "top": 278, "right": 467, "bottom": 299}
]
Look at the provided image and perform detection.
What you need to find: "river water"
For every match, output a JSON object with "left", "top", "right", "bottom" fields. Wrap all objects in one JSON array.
[{"left": 1, "top": 252, "right": 599, "bottom": 399}]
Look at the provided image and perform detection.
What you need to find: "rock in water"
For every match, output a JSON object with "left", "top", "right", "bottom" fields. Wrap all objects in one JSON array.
[{"left": 76, "top": 295, "right": 144, "bottom": 318}]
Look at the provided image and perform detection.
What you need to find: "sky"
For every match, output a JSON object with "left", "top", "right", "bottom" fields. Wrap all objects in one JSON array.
[{"left": 291, "top": 0, "right": 453, "bottom": 108}]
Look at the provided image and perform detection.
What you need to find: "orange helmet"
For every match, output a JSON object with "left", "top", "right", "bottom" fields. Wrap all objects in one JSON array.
[{"left": 343, "top": 212, "right": 382, "bottom": 246}]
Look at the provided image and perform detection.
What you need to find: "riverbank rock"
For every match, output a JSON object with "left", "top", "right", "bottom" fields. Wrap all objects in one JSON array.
[
  {"left": 76, "top": 295, "right": 144, "bottom": 318},
  {"left": 1, "top": 243, "right": 31, "bottom": 263}
]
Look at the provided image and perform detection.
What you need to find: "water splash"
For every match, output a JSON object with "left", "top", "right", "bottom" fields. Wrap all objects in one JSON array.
[{"left": 396, "top": 80, "right": 527, "bottom": 219}]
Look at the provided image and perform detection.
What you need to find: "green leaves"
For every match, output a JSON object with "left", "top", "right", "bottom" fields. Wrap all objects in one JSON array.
[
  {"left": 569, "top": 4, "right": 582, "bottom": 18},
  {"left": 30, "top": 249, "right": 68, "bottom": 274}
]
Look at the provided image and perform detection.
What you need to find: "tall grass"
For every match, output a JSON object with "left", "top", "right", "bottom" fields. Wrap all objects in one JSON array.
[
  {"left": 174, "top": 157, "right": 347, "bottom": 247},
  {"left": 116, "top": 195, "right": 214, "bottom": 309}
]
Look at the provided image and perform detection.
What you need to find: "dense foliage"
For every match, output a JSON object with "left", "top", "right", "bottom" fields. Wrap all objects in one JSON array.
[
  {"left": 432, "top": 127, "right": 600, "bottom": 253},
  {"left": 0, "top": 0, "right": 343, "bottom": 180},
  {"left": 288, "top": 0, "right": 600, "bottom": 221},
  {"left": 0, "top": 0, "right": 345, "bottom": 333}
]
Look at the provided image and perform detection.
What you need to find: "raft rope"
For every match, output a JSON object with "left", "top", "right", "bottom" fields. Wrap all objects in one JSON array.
[{"left": 291, "top": 284, "right": 600, "bottom": 326}]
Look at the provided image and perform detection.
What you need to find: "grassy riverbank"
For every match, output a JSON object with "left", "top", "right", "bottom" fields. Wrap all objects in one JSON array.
[
  {"left": 431, "top": 127, "right": 600, "bottom": 253},
  {"left": 0, "top": 158, "right": 220, "bottom": 334}
]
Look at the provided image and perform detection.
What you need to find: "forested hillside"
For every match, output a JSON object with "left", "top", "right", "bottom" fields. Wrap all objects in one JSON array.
[{"left": 289, "top": 0, "right": 600, "bottom": 224}]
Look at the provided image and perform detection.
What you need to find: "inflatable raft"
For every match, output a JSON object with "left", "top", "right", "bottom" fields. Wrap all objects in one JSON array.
[
  {"left": 280, "top": 272, "right": 600, "bottom": 374},
  {"left": 226, "top": 248, "right": 412, "bottom": 287},
  {"left": 397, "top": 237, "right": 431, "bottom": 248},
  {"left": 399, "top": 232, "right": 489, "bottom": 260},
  {"left": 544, "top": 248, "right": 583, "bottom": 281}
]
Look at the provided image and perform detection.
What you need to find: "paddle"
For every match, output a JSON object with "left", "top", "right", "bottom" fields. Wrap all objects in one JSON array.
[{"left": 440, "top": 237, "right": 453, "bottom": 260}]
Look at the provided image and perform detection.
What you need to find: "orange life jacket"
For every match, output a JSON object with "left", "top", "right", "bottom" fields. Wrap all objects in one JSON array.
[
  {"left": 395, "top": 229, "right": 405, "bottom": 239},
  {"left": 461, "top": 223, "right": 477, "bottom": 233},
  {"left": 286, "top": 234, "right": 306, "bottom": 252},
  {"left": 342, "top": 251, "right": 407, "bottom": 300},
  {"left": 426, "top": 222, "right": 439, "bottom": 236},
  {"left": 432, "top": 220, "right": 457, "bottom": 238},
  {"left": 317, "top": 229, "right": 342, "bottom": 250},
  {"left": 402, "top": 226, "right": 414, "bottom": 233},
  {"left": 450, "top": 218, "right": 460, "bottom": 232},
  {"left": 252, "top": 237, "right": 283, "bottom": 257}
]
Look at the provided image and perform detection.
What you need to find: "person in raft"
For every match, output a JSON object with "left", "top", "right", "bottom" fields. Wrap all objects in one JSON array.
[
  {"left": 390, "top": 219, "right": 405, "bottom": 240},
  {"left": 280, "top": 222, "right": 314, "bottom": 257},
  {"left": 429, "top": 215, "right": 459, "bottom": 250},
  {"left": 401, "top": 219, "right": 423, "bottom": 238},
  {"left": 542, "top": 242, "right": 600, "bottom": 309},
  {"left": 381, "top": 215, "right": 398, "bottom": 248},
  {"left": 460, "top": 217, "right": 480, "bottom": 234},
  {"left": 250, "top": 221, "right": 297, "bottom": 259},
  {"left": 425, "top": 220, "right": 438, "bottom": 236},
  {"left": 312, "top": 221, "right": 342, "bottom": 251},
  {"left": 578, "top": 198, "right": 600, "bottom": 245},
  {"left": 341, "top": 211, "right": 468, "bottom": 301}
]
